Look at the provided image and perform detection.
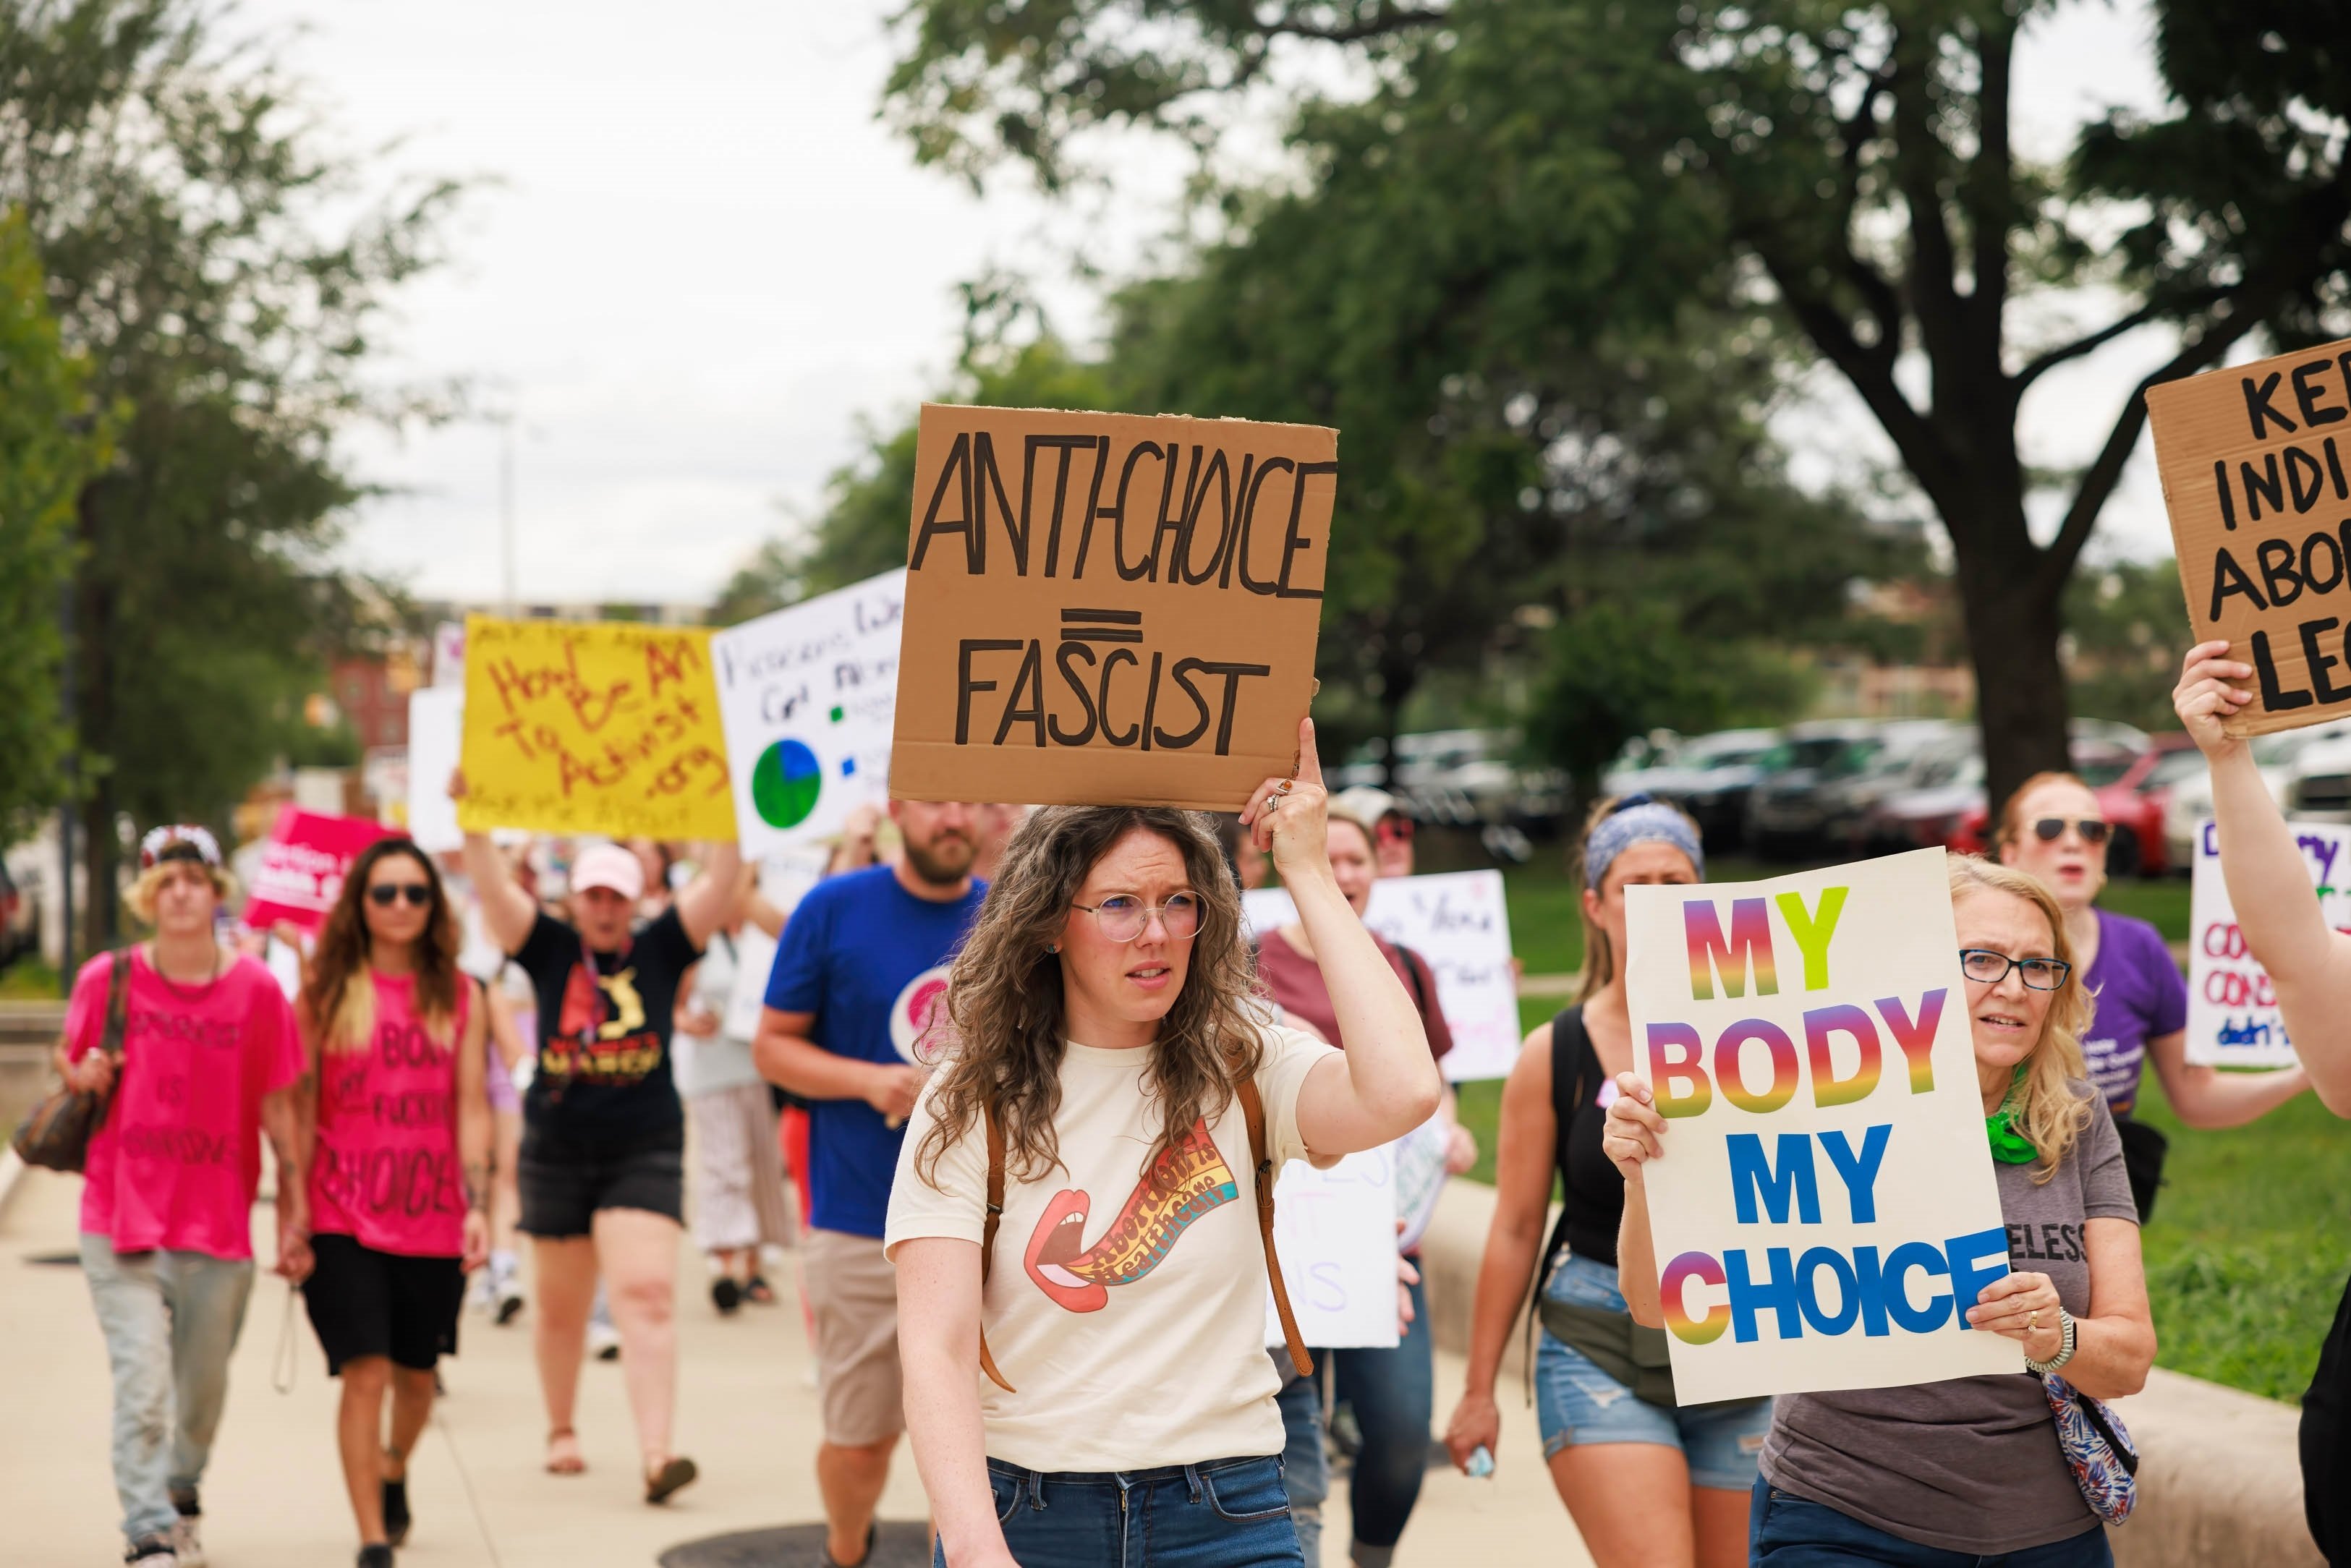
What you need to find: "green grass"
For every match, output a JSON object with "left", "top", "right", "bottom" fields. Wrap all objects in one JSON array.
[{"left": 0, "top": 958, "right": 61, "bottom": 999}]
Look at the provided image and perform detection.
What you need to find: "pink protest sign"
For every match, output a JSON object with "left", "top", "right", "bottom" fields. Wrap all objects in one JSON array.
[{"left": 242, "top": 807, "right": 394, "bottom": 934}]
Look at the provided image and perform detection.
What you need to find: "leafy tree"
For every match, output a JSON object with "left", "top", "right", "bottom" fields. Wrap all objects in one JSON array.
[
  {"left": 0, "top": 206, "right": 106, "bottom": 841},
  {"left": 2065, "top": 556, "right": 2190, "bottom": 736},
  {"left": 880, "top": 0, "right": 2351, "bottom": 810},
  {"left": 0, "top": 1, "right": 461, "bottom": 943}
]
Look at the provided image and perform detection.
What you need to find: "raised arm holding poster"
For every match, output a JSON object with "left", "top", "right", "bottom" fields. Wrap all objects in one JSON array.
[
  {"left": 890, "top": 404, "right": 1336, "bottom": 810},
  {"left": 2148, "top": 336, "right": 2351, "bottom": 735},
  {"left": 1623, "top": 849, "right": 2017, "bottom": 1404},
  {"left": 457, "top": 614, "right": 735, "bottom": 840}
]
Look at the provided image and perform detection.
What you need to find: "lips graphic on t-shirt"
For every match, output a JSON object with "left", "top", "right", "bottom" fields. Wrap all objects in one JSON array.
[{"left": 1021, "top": 1118, "right": 1240, "bottom": 1312}]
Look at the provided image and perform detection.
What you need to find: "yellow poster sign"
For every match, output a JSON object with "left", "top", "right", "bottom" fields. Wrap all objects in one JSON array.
[{"left": 456, "top": 615, "right": 736, "bottom": 840}]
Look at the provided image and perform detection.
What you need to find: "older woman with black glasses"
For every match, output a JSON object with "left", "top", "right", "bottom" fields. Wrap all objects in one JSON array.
[{"left": 1994, "top": 771, "right": 2305, "bottom": 1220}]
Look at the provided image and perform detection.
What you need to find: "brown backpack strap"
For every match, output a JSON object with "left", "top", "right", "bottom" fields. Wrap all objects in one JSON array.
[
  {"left": 977, "top": 1096, "right": 1016, "bottom": 1394},
  {"left": 1241, "top": 1074, "right": 1314, "bottom": 1379}
]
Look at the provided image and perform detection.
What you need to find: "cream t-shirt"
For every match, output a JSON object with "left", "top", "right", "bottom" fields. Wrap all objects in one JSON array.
[{"left": 883, "top": 1024, "right": 1338, "bottom": 1472}]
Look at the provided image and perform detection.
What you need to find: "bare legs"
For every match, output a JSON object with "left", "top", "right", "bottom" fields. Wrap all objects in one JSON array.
[
  {"left": 820, "top": 1436, "right": 898, "bottom": 1567},
  {"left": 333, "top": 1360, "right": 438, "bottom": 1546},
  {"left": 532, "top": 1236, "right": 596, "bottom": 1473},
  {"left": 595, "top": 1206, "right": 684, "bottom": 1476},
  {"left": 1547, "top": 1444, "right": 1748, "bottom": 1568}
]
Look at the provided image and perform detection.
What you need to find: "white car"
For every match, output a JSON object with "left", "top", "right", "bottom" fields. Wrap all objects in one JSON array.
[{"left": 2163, "top": 719, "right": 2351, "bottom": 867}]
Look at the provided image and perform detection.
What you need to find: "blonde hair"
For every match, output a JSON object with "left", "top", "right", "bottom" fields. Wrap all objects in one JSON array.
[
  {"left": 1947, "top": 855, "right": 2095, "bottom": 1182},
  {"left": 1994, "top": 771, "right": 2099, "bottom": 853},
  {"left": 1322, "top": 809, "right": 1377, "bottom": 862},
  {"left": 126, "top": 859, "right": 237, "bottom": 924},
  {"left": 1572, "top": 794, "right": 1704, "bottom": 995}
]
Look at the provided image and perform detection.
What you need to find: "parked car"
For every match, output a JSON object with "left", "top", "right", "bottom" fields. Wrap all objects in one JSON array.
[
  {"left": 1814, "top": 722, "right": 1972, "bottom": 854},
  {"left": 1604, "top": 727, "right": 1780, "bottom": 847},
  {"left": 2087, "top": 736, "right": 2201, "bottom": 877},
  {"left": 2162, "top": 719, "right": 2351, "bottom": 869},
  {"left": 1866, "top": 722, "right": 2158, "bottom": 860},
  {"left": 1744, "top": 721, "right": 1886, "bottom": 858}
]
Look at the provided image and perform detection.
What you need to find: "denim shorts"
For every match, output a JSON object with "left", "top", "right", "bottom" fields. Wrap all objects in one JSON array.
[{"left": 1533, "top": 1252, "right": 1773, "bottom": 1490}]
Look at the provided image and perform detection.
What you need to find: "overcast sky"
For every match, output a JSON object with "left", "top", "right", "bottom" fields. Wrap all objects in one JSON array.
[{"left": 241, "top": 1, "right": 2184, "bottom": 610}]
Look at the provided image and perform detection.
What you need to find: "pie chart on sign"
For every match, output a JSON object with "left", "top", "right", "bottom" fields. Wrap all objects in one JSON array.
[{"left": 751, "top": 739, "right": 822, "bottom": 829}]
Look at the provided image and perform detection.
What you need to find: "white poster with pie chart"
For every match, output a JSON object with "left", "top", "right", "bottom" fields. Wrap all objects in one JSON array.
[{"left": 711, "top": 569, "right": 906, "bottom": 858}]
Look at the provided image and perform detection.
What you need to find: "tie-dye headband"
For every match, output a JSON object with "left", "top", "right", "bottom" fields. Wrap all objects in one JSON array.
[{"left": 1584, "top": 794, "right": 1704, "bottom": 889}]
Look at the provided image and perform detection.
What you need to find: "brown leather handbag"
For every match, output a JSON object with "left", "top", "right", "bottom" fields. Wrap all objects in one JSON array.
[
  {"left": 977, "top": 1074, "right": 1312, "bottom": 1393},
  {"left": 10, "top": 950, "right": 130, "bottom": 1172}
]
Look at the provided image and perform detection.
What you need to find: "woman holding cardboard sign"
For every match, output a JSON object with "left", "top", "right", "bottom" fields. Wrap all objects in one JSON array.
[
  {"left": 2174, "top": 639, "right": 2351, "bottom": 1564},
  {"left": 1442, "top": 796, "right": 1772, "bottom": 1568},
  {"left": 1609, "top": 856, "right": 2155, "bottom": 1565},
  {"left": 888, "top": 720, "right": 1445, "bottom": 1568}
]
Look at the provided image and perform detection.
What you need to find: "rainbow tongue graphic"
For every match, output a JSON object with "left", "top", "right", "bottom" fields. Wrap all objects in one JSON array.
[{"left": 1024, "top": 1120, "right": 1240, "bottom": 1312}]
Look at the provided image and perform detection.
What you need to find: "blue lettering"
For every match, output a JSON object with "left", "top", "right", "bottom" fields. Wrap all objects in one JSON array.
[
  {"left": 1819, "top": 1124, "right": 1893, "bottom": 1223},
  {"left": 1882, "top": 1241, "right": 1953, "bottom": 1333},
  {"left": 1796, "top": 1246, "right": 1861, "bottom": 1336},
  {"left": 1727, "top": 1133, "right": 1821, "bottom": 1225},
  {"left": 1945, "top": 1225, "right": 2011, "bottom": 1327},
  {"left": 1725, "top": 1246, "right": 1803, "bottom": 1344},
  {"left": 1848, "top": 1245, "right": 1892, "bottom": 1337}
]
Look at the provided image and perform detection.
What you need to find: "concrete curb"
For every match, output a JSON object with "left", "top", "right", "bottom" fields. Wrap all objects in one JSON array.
[{"left": 1418, "top": 1177, "right": 2324, "bottom": 1568}]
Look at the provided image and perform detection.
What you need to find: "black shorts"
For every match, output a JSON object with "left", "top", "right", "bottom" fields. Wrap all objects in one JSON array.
[
  {"left": 303, "top": 1233, "right": 464, "bottom": 1374},
  {"left": 518, "top": 1122, "right": 686, "bottom": 1237}
]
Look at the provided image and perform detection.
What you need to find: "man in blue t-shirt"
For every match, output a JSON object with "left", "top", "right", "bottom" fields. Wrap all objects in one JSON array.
[{"left": 756, "top": 798, "right": 987, "bottom": 1568}]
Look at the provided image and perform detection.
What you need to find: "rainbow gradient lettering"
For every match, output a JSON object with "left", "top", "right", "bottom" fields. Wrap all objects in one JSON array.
[
  {"left": 1660, "top": 1252, "right": 1730, "bottom": 1344},
  {"left": 1683, "top": 898, "right": 1775, "bottom": 1000}
]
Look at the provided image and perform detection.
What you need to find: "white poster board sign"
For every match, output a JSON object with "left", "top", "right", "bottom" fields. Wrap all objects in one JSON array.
[
  {"left": 431, "top": 619, "right": 466, "bottom": 689},
  {"left": 1264, "top": 1148, "right": 1400, "bottom": 1350},
  {"left": 1623, "top": 849, "right": 2018, "bottom": 1405},
  {"left": 406, "top": 689, "right": 465, "bottom": 853},
  {"left": 1243, "top": 869, "right": 1520, "bottom": 1081},
  {"left": 2187, "top": 817, "right": 2342, "bottom": 1066},
  {"left": 710, "top": 570, "right": 905, "bottom": 858}
]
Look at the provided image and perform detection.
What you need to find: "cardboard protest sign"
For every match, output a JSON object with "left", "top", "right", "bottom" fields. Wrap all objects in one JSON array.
[
  {"left": 243, "top": 807, "right": 394, "bottom": 934},
  {"left": 1243, "top": 870, "right": 1521, "bottom": 1081},
  {"left": 2149, "top": 336, "right": 2351, "bottom": 736},
  {"left": 1624, "top": 849, "right": 2017, "bottom": 1404},
  {"left": 457, "top": 615, "right": 734, "bottom": 841},
  {"left": 405, "top": 688, "right": 466, "bottom": 853},
  {"left": 890, "top": 404, "right": 1336, "bottom": 810},
  {"left": 1264, "top": 1149, "right": 1400, "bottom": 1350},
  {"left": 711, "top": 569, "right": 905, "bottom": 857},
  {"left": 2187, "top": 817, "right": 2340, "bottom": 1067}
]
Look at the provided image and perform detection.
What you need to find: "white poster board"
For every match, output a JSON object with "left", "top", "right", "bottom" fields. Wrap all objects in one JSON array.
[
  {"left": 431, "top": 619, "right": 467, "bottom": 689},
  {"left": 1264, "top": 1148, "right": 1400, "bottom": 1350},
  {"left": 1623, "top": 849, "right": 2018, "bottom": 1405},
  {"left": 710, "top": 569, "right": 905, "bottom": 858},
  {"left": 406, "top": 689, "right": 465, "bottom": 853},
  {"left": 1243, "top": 869, "right": 1520, "bottom": 1081},
  {"left": 2187, "top": 817, "right": 2341, "bottom": 1066}
]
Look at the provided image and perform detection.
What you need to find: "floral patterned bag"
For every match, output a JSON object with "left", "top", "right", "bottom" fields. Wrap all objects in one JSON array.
[{"left": 2038, "top": 1371, "right": 2138, "bottom": 1525}]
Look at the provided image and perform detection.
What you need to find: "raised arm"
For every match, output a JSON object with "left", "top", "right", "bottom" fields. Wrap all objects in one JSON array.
[
  {"left": 674, "top": 838, "right": 745, "bottom": 950},
  {"left": 450, "top": 770, "right": 537, "bottom": 956},
  {"left": 1248, "top": 721, "right": 1444, "bottom": 1155},
  {"left": 2176, "top": 643, "right": 2351, "bottom": 1115},
  {"left": 895, "top": 1237, "right": 1016, "bottom": 1568},
  {"left": 1442, "top": 1028, "right": 1559, "bottom": 1473}
]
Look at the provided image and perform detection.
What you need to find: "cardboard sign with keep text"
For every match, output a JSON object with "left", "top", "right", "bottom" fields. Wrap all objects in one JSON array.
[
  {"left": 890, "top": 404, "right": 1337, "bottom": 810},
  {"left": 2148, "top": 336, "right": 2351, "bottom": 736}
]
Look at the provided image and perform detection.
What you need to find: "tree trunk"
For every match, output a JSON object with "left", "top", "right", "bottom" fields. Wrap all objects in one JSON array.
[
  {"left": 1953, "top": 543, "right": 2072, "bottom": 819},
  {"left": 1374, "top": 646, "right": 1417, "bottom": 792},
  {"left": 74, "top": 486, "right": 120, "bottom": 955}
]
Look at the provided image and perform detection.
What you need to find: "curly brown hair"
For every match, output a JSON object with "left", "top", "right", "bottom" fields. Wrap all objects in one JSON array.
[
  {"left": 300, "top": 838, "right": 464, "bottom": 1056},
  {"left": 914, "top": 806, "right": 1264, "bottom": 1187}
]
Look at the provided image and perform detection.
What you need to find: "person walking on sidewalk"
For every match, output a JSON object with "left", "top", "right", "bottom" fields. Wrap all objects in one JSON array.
[
  {"left": 54, "top": 826, "right": 310, "bottom": 1568},
  {"left": 754, "top": 799, "right": 989, "bottom": 1568},
  {"left": 296, "top": 839, "right": 493, "bottom": 1568},
  {"left": 891, "top": 723, "right": 1445, "bottom": 1568},
  {"left": 454, "top": 773, "right": 741, "bottom": 1504}
]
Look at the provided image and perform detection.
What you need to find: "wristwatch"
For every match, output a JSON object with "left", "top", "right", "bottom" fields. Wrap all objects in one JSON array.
[{"left": 2025, "top": 1306, "right": 2078, "bottom": 1374}]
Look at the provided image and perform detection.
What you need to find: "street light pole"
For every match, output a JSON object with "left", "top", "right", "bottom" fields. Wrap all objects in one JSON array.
[{"left": 498, "top": 412, "right": 518, "bottom": 617}]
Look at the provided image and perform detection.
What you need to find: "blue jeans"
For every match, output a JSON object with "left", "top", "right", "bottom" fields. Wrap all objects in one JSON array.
[
  {"left": 939, "top": 1457, "right": 1304, "bottom": 1567},
  {"left": 80, "top": 1235, "right": 257, "bottom": 1546},
  {"left": 1328, "top": 1271, "right": 1433, "bottom": 1556},
  {"left": 1275, "top": 1369, "right": 1328, "bottom": 1561},
  {"left": 1750, "top": 1479, "right": 2113, "bottom": 1566}
]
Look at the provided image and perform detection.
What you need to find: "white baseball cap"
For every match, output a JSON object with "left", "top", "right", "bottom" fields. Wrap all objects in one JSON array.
[{"left": 569, "top": 843, "right": 645, "bottom": 902}]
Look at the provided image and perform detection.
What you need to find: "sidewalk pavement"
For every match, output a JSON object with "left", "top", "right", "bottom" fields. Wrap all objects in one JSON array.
[{"left": 2, "top": 1164, "right": 1585, "bottom": 1567}]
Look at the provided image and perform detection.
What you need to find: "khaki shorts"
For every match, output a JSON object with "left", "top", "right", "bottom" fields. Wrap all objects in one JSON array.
[{"left": 801, "top": 1227, "right": 904, "bottom": 1446}]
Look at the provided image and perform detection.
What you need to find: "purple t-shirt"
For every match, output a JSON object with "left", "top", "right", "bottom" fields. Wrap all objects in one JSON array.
[{"left": 2082, "top": 908, "right": 2187, "bottom": 1116}]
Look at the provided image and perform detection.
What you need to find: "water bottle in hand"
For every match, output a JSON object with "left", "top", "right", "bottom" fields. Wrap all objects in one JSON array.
[{"left": 1468, "top": 1444, "right": 1495, "bottom": 1479}]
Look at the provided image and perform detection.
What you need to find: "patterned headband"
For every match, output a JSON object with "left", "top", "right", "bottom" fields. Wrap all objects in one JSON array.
[
  {"left": 140, "top": 824, "right": 223, "bottom": 869},
  {"left": 1584, "top": 794, "right": 1704, "bottom": 889}
]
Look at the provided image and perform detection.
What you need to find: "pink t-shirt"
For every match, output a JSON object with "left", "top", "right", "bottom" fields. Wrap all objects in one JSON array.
[
  {"left": 68, "top": 948, "right": 305, "bottom": 1261},
  {"left": 309, "top": 972, "right": 472, "bottom": 1257}
]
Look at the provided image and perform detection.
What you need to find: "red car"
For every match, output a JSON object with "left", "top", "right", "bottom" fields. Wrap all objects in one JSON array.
[{"left": 1951, "top": 733, "right": 2198, "bottom": 877}]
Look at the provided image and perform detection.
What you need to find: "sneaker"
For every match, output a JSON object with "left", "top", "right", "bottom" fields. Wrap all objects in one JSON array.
[
  {"left": 466, "top": 1271, "right": 495, "bottom": 1314},
  {"left": 589, "top": 1318, "right": 621, "bottom": 1361},
  {"left": 382, "top": 1477, "right": 411, "bottom": 1546},
  {"left": 357, "top": 1546, "right": 394, "bottom": 1568},
  {"left": 124, "top": 1538, "right": 177, "bottom": 1566},
  {"left": 711, "top": 1276, "right": 741, "bottom": 1316},
  {"left": 495, "top": 1277, "right": 526, "bottom": 1326},
  {"left": 168, "top": 1513, "right": 205, "bottom": 1568}
]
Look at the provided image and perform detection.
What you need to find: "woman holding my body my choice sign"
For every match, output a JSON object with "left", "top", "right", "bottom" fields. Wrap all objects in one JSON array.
[{"left": 1610, "top": 857, "right": 2155, "bottom": 1566}]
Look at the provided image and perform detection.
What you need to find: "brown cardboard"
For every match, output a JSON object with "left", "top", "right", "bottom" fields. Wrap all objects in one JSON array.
[
  {"left": 2148, "top": 337, "right": 2351, "bottom": 736},
  {"left": 890, "top": 404, "right": 1338, "bottom": 809}
]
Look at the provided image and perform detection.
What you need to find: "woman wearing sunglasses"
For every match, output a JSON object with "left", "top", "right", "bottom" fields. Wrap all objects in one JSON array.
[
  {"left": 296, "top": 838, "right": 493, "bottom": 1568},
  {"left": 1994, "top": 772, "right": 2305, "bottom": 1221},
  {"left": 1610, "top": 855, "right": 2156, "bottom": 1566}
]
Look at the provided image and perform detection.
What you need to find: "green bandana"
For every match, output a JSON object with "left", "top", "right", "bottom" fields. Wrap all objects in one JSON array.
[{"left": 1986, "top": 1064, "right": 2036, "bottom": 1164}]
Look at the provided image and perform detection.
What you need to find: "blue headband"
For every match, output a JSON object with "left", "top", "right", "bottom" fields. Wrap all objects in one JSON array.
[{"left": 1584, "top": 794, "right": 1704, "bottom": 889}]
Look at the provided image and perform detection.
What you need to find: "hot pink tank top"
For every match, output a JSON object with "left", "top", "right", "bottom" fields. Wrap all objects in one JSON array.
[{"left": 309, "top": 971, "right": 471, "bottom": 1257}]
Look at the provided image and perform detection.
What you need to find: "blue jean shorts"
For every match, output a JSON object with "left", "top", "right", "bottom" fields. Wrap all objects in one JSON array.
[{"left": 1533, "top": 1252, "right": 1773, "bottom": 1491}]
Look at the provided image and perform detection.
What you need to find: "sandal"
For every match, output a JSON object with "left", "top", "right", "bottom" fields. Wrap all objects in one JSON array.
[
  {"left": 645, "top": 1454, "right": 698, "bottom": 1504},
  {"left": 744, "top": 1274, "right": 778, "bottom": 1305},
  {"left": 545, "top": 1427, "right": 586, "bottom": 1475}
]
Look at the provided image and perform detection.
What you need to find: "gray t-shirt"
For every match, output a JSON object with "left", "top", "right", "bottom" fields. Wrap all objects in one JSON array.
[{"left": 1760, "top": 1083, "right": 2137, "bottom": 1554}]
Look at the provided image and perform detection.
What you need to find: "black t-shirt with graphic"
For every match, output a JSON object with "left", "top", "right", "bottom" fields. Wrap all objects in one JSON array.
[{"left": 513, "top": 906, "right": 700, "bottom": 1143}]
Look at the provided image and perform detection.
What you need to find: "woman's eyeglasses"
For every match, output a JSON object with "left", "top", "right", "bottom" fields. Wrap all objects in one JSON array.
[
  {"left": 2031, "top": 817, "right": 2110, "bottom": 846},
  {"left": 367, "top": 884, "right": 434, "bottom": 908},
  {"left": 1071, "top": 894, "right": 1202, "bottom": 943},
  {"left": 1958, "top": 949, "right": 2071, "bottom": 991}
]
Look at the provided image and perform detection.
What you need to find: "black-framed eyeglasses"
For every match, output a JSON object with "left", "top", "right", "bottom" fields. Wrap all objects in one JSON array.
[
  {"left": 1071, "top": 894, "right": 1202, "bottom": 943},
  {"left": 1958, "top": 948, "right": 2071, "bottom": 990},
  {"left": 367, "top": 884, "right": 434, "bottom": 908},
  {"left": 2031, "top": 817, "right": 2110, "bottom": 846}
]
